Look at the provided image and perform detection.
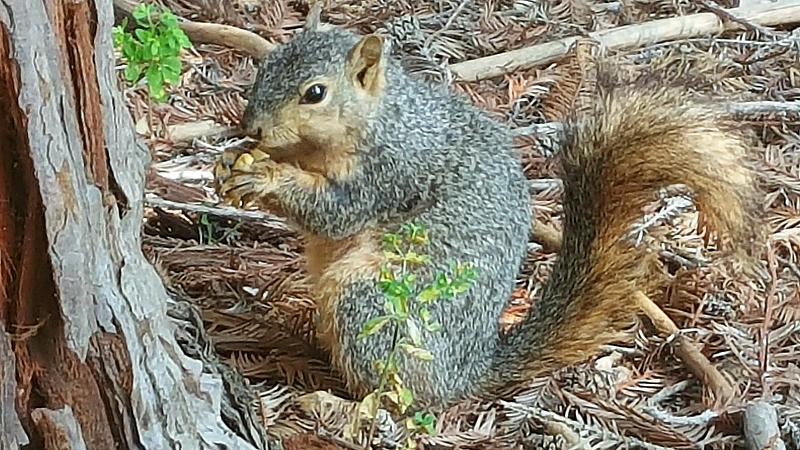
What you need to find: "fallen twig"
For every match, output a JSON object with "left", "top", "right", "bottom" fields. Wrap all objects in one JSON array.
[
  {"left": 448, "top": 0, "right": 800, "bottom": 81},
  {"left": 531, "top": 219, "right": 563, "bottom": 252},
  {"left": 179, "top": 20, "right": 275, "bottom": 59},
  {"left": 697, "top": 0, "right": 784, "bottom": 38},
  {"left": 528, "top": 178, "right": 563, "bottom": 193},
  {"left": 144, "top": 197, "right": 290, "bottom": 231},
  {"left": 634, "top": 291, "right": 736, "bottom": 403},
  {"left": 167, "top": 120, "right": 237, "bottom": 144},
  {"left": 727, "top": 101, "right": 800, "bottom": 118}
]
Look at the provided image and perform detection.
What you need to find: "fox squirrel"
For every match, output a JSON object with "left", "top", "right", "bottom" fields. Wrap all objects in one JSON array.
[{"left": 214, "top": 6, "right": 762, "bottom": 409}]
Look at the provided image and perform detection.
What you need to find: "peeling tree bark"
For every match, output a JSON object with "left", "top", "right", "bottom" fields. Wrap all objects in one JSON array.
[{"left": 0, "top": 0, "right": 262, "bottom": 448}]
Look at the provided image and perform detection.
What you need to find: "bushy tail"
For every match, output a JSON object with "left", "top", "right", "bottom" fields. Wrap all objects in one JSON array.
[{"left": 489, "top": 73, "right": 763, "bottom": 386}]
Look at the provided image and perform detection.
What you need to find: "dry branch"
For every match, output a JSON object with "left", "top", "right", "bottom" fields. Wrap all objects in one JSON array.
[
  {"left": 449, "top": 0, "right": 800, "bottom": 81},
  {"left": 167, "top": 120, "right": 236, "bottom": 143},
  {"left": 145, "top": 197, "right": 290, "bottom": 230},
  {"left": 634, "top": 291, "right": 736, "bottom": 403},
  {"left": 531, "top": 219, "right": 563, "bottom": 252},
  {"left": 179, "top": 20, "right": 275, "bottom": 59},
  {"left": 727, "top": 101, "right": 800, "bottom": 117}
]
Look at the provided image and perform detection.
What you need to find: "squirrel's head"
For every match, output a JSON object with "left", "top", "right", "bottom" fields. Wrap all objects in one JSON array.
[{"left": 241, "top": 4, "right": 388, "bottom": 160}]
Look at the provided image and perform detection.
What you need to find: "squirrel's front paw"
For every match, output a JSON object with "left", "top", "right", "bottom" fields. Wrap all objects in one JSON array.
[{"left": 214, "top": 148, "right": 282, "bottom": 207}]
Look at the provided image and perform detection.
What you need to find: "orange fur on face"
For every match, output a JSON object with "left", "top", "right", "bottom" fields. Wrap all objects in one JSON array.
[{"left": 244, "top": 76, "right": 363, "bottom": 183}]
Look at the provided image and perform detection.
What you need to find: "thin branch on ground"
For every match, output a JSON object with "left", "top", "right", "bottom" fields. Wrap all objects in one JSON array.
[{"left": 448, "top": 0, "right": 800, "bottom": 81}]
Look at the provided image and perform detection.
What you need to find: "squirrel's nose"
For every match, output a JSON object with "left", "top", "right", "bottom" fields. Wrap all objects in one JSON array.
[
  {"left": 239, "top": 108, "right": 261, "bottom": 138},
  {"left": 239, "top": 117, "right": 261, "bottom": 139},
  {"left": 243, "top": 125, "right": 262, "bottom": 139}
]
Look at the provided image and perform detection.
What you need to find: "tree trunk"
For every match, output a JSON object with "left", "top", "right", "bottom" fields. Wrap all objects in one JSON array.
[{"left": 0, "top": 0, "right": 262, "bottom": 448}]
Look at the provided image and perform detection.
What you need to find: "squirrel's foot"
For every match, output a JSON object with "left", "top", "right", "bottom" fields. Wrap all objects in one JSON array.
[
  {"left": 214, "top": 148, "right": 285, "bottom": 208},
  {"left": 295, "top": 390, "right": 357, "bottom": 418}
]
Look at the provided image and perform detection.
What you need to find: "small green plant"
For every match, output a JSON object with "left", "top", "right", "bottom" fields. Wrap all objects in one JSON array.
[
  {"left": 402, "top": 412, "right": 437, "bottom": 448},
  {"left": 358, "top": 222, "right": 478, "bottom": 449},
  {"left": 198, "top": 213, "right": 214, "bottom": 244},
  {"left": 112, "top": 3, "right": 191, "bottom": 102}
]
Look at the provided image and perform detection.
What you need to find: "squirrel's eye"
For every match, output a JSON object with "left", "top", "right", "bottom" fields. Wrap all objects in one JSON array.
[{"left": 300, "top": 84, "right": 326, "bottom": 104}]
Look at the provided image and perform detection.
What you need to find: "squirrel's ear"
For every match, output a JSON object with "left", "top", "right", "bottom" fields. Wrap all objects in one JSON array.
[
  {"left": 303, "top": 2, "right": 323, "bottom": 32},
  {"left": 345, "top": 34, "right": 386, "bottom": 98}
]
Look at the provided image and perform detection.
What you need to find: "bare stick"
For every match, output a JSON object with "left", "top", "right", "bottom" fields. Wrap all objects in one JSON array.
[
  {"left": 178, "top": 20, "right": 275, "bottom": 59},
  {"left": 144, "top": 197, "right": 290, "bottom": 231},
  {"left": 726, "top": 101, "right": 800, "bottom": 118},
  {"left": 449, "top": 0, "right": 800, "bottom": 81},
  {"left": 167, "top": 120, "right": 236, "bottom": 144},
  {"left": 528, "top": 178, "right": 564, "bottom": 193},
  {"left": 697, "top": 0, "right": 783, "bottom": 38},
  {"left": 634, "top": 291, "right": 736, "bottom": 403},
  {"left": 531, "top": 219, "right": 563, "bottom": 252}
]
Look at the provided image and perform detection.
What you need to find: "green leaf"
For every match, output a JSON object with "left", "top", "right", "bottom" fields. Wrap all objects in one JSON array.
[
  {"left": 134, "top": 28, "right": 150, "bottom": 43},
  {"left": 162, "top": 57, "right": 181, "bottom": 84},
  {"left": 150, "top": 85, "right": 167, "bottom": 102},
  {"left": 177, "top": 31, "right": 192, "bottom": 48},
  {"left": 400, "top": 388, "right": 414, "bottom": 408},
  {"left": 383, "top": 251, "right": 403, "bottom": 262},
  {"left": 385, "top": 280, "right": 411, "bottom": 303},
  {"left": 400, "top": 344, "right": 433, "bottom": 361},
  {"left": 407, "top": 320, "right": 422, "bottom": 346},
  {"left": 409, "top": 412, "right": 436, "bottom": 435},
  {"left": 123, "top": 63, "right": 142, "bottom": 82},
  {"left": 435, "top": 273, "right": 450, "bottom": 289},
  {"left": 160, "top": 10, "right": 178, "bottom": 27},
  {"left": 146, "top": 65, "right": 167, "bottom": 102},
  {"left": 405, "top": 251, "right": 430, "bottom": 265},
  {"left": 358, "top": 315, "right": 392, "bottom": 339},
  {"left": 419, "top": 307, "right": 431, "bottom": 323},
  {"left": 418, "top": 285, "right": 439, "bottom": 303},
  {"left": 378, "top": 266, "right": 395, "bottom": 282},
  {"left": 145, "top": 64, "right": 163, "bottom": 90},
  {"left": 112, "top": 25, "right": 125, "bottom": 48},
  {"left": 161, "top": 36, "right": 177, "bottom": 54},
  {"left": 150, "top": 39, "right": 161, "bottom": 57},
  {"left": 141, "top": 43, "right": 153, "bottom": 61},
  {"left": 121, "top": 40, "right": 138, "bottom": 60},
  {"left": 132, "top": 3, "right": 149, "bottom": 21},
  {"left": 381, "top": 233, "right": 400, "bottom": 246},
  {"left": 388, "top": 293, "right": 408, "bottom": 318},
  {"left": 424, "top": 320, "right": 440, "bottom": 333},
  {"left": 401, "top": 222, "right": 425, "bottom": 239}
]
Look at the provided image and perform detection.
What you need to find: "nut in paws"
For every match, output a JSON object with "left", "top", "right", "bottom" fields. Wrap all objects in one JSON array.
[{"left": 214, "top": 148, "right": 281, "bottom": 207}]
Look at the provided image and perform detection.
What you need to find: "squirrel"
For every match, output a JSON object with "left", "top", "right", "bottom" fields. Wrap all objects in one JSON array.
[{"left": 213, "top": 5, "right": 763, "bottom": 410}]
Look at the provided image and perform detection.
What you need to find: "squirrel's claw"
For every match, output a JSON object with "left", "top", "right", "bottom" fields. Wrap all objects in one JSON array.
[{"left": 214, "top": 149, "right": 280, "bottom": 208}]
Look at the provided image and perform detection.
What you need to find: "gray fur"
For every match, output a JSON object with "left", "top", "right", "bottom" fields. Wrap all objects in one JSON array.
[{"left": 242, "top": 26, "right": 531, "bottom": 408}]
